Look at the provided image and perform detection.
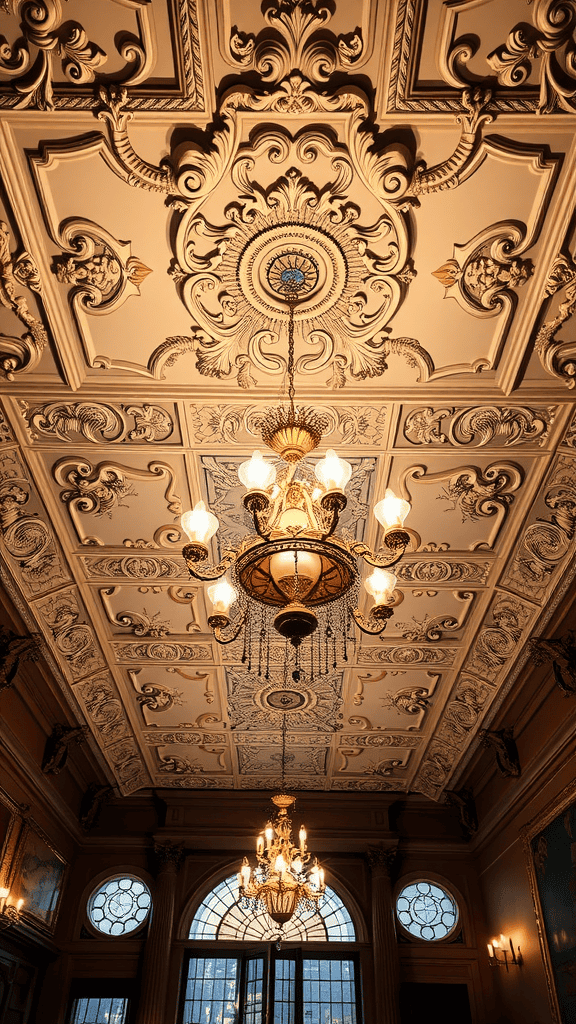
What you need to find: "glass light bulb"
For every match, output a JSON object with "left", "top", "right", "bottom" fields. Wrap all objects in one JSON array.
[
  {"left": 314, "top": 449, "right": 352, "bottom": 492},
  {"left": 181, "top": 500, "right": 219, "bottom": 545},
  {"left": 373, "top": 488, "right": 411, "bottom": 531},
  {"left": 238, "top": 450, "right": 276, "bottom": 491},
  {"left": 269, "top": 549, "right": 322, "bottom": 601},
  {"left": 275, "top": 854, "right": 287, "bottom": 873},
  {"left": 206, "top": 576, "right": 237, "bottom": 615},
  {"left": 0, "top": 888, "right": 9, "bottom": 899},
  {"left": 364, "top": 568, "right": 397, "bottom": 606}
]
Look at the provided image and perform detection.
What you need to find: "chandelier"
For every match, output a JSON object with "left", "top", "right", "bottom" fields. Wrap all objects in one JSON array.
[
  {"left": 237, "top": 713, "right": 325, "bottom": 933},
  {"left": 180, "top": 253, "right": 412, "bottom": 674}
]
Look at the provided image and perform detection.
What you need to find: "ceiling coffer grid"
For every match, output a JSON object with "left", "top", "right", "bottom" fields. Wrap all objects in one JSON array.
[{"left": 0, "top": 0, "right": 575, "bottom": 799}]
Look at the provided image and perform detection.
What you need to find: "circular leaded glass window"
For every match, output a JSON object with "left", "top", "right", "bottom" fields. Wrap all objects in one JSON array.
[
  {"left": 395, "top": 880, "right": 458, "bottom": 941},
  {"left": 88, "top": 875, "right": 152, "bottom": 936}
]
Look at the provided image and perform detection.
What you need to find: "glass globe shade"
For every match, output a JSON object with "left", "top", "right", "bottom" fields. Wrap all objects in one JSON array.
[
  {"left": 314, "top": 450, "right": 352, "bottom": 492},
  {"left": 364, "top": 567, "right": 397, "bottom": 606},
  {"left": 269, "top": 549, "right": 322, "bottom": 601},
  {"left": 181, "top": 501, "right": 219, "bottom": 545},
  {"left": 207, "top": 577, "right": 238, "bottom": 615},
  {"left": 373, "top": 489, "right": 411, "bottom": 530},
  {"left": 238, "top": 450, "right": 276, "bottom": 491}
]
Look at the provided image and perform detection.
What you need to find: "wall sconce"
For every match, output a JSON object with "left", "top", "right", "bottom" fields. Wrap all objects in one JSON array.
[
  {"left": 0, "top": 888, "right": 24, "bottom": 929},
  {"left": 487, "top": 934, "right": 523, "bottom": 970}
]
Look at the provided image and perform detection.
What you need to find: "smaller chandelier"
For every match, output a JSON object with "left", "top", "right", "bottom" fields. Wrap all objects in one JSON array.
[{"left": 238, "top": 792, "right": 325, "bottom": 926}]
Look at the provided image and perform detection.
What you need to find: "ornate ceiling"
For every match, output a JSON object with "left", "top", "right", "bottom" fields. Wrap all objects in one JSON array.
[{"left": 0, "top": 0, "right": 575, "bottom": 802}]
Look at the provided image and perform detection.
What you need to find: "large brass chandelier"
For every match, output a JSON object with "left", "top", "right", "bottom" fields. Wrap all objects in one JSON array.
[{"left": 181, "top": 253, "right": 412, "bottom": 674}]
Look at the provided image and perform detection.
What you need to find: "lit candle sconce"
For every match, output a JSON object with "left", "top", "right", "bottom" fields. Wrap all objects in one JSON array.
[
  {"left": 0, "top": 887, "right": 24, "bottom": 930},
  {"left": 487, "top": 934, "right": 523, "bottom": 970}
]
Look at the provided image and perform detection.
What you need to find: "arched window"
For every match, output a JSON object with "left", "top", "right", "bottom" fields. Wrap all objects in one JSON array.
[
  {"left": 181, "top": 874, "right": 362, "bottom": 1024},
  {"left": 188, "top": 873, "right": 355, "bottom": 942}
]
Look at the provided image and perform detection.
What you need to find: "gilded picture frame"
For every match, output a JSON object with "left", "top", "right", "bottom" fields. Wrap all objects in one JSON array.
[{"left": 12, "top": 821, "right": 67, "bottom": 931}]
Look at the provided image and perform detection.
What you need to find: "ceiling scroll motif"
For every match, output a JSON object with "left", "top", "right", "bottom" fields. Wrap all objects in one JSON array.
[
  {"left": 402, "top": 406, "right": 553, "bottom": 448},
  {"left": 0, "top": 222, "right": 47, "bottom": 380},
  {"left": 535, "top": 251, "right": 576, "bottom": 389}
]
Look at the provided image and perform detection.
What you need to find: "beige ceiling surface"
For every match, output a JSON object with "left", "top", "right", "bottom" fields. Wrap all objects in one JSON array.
[{"left": 0, "top": 0, "right": 575, "bottom": 800}]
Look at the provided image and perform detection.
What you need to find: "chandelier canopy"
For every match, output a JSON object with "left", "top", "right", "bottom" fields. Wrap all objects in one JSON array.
[{"left": 180, "top": 253, "right": 413, "bottom": 671}]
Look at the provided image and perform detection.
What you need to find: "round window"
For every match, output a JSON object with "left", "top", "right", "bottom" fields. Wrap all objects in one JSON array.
[
  {"left": 88, "top": 875, "right": 152, "bottom": 936},
  {"left": 395, "top": 880, "right": 459, "bottom": 941}
]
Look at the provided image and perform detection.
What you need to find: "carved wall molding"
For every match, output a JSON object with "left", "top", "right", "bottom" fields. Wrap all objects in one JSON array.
[
  {"left": 52, "top": 220, "right": 151, "bottom": 317},
  {"left": 0, "top": 221, "right": 47, "bottom": 380},
  {"left": 332, "top": 779, "right": 406, "bottom": 792},
  {"left": 403, "top": 406, "right": 553, "bottom": 448},
  {"left": 535, "top": 253, "right": 576, "bottom": 389},
  {"left": 395, "top": 559, "right": 490, "bottom": 585},
  {"left": 502, "top": 453, "right": 576, "bottom": 600},
  {"left": 21, "top": 400, "right": 175, "bottom": 445},
  {"left": 358, "top": 646, "right": 456, "bottom": 666},
  {"left": 339, "top": 733, "right": 422, "bottom": 749},
  {"left": 0, "top": 0, "right": 202, "bottom": 111}
]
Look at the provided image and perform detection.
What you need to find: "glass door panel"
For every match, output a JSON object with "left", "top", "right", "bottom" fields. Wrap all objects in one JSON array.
[
  {"left": 273, "top": 958, "right": 296, "bottom": 1024},
  {"left": 243, "top": 956, "right": 265, "bottom": 1024},
  {"left": 182, "top": 957, "right": 239, "bottom": 1024},
  {"left": 302, "top": 959, "right": 357, "bottom": 1024}
]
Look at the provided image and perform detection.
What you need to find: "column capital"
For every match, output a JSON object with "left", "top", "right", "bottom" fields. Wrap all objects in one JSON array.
[
  {"left": 153, "top": 840, "right": 184, "bottom": 872},
  {"left": 367, "top": 842, "right": 398, "bottom": 877}
]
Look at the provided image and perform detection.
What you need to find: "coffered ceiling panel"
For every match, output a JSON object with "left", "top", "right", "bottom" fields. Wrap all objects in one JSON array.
[{"left": 0, "top": 0, "right": 575, "bottom": 803}]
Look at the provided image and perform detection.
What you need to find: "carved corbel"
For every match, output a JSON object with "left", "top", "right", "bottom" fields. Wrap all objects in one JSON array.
[
  {"left": 527, "top": 631, "right": 576, "bottom": 696},
  {"left": 79, "top": 782, "right": 113, "bottom": 831},
  {"left": 479, "top": 727, "right": 521, "bottom": 778},
  {"left": 367, "top": 843, "right": 399, "bottom": 879},
  {"left": 0, "top": 626, "right": 42, "bottom": 692},
  {"left": 444, "top": 788, "right": 478, "bottom": 839},
  {"left": 41, "top": 723, "right": 88, "bottom": 775}
]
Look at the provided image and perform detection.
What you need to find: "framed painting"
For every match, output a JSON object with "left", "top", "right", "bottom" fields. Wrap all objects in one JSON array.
[
  {"left": 13, "top": 823, "right": 66, "bottom": 930},
  {"left": 523, "top": 779, "right": 576, "bottom": 1024}
]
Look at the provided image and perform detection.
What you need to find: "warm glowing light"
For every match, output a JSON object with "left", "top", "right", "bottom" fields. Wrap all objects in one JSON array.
[
  {"left": 269, "top": 549, "right": 322, "bottom": 601},
  {"left": 181, "top": 501, "right": 219, "bottom": 545},
  {"left": 299, "top": 825, "right": 307, "bottom": 851},
  {"left": 487, "top": 944, "right": 494, "bottom": 958},
  {"left": 373, "top": 488, "right": 411, "bottom": 531},
  {"left": 292, "top": 858, "right": 303, "bottom": 873},
  {"left": 275, "top": 854, "right": 287, "bottom": 873},
  {"left": 265, "top": 827, "right": 274, "bottom": 847},
  {"left": 0, "top": 888, "right": 8, "bottom": 900},
  {"left": 16, "top": 899, "right": 23, "bottom": 911},
  {"left": 314, "top": 449, "right": 352, "bottom": 492},
  {"left": 257, "top": 835, "right": 264, "bottom": 856},
  {"left": 207, "top": 576, "right": 238, "bottom": 615},
  {"left": 364, "top": 567, "right": 397, "bottom": 606},
  {"left": 238, "top": 450, "right": 277, "bottom": 491}
]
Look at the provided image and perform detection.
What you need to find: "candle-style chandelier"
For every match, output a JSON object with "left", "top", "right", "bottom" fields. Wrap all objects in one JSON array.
[
  {"left": 237, "top": 714, "right": 325, "bottom": 931},
  {"left": 180, "top": 253, "right": 413, "bottom": 675}
]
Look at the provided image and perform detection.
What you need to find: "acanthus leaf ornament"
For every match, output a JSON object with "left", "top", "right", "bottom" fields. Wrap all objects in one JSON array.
[
  {"left": 52, "top": 221, "right": 151, "bottom": 313},
  {"left": 535, "top": 252, "right": 576, "bottom": 389}
]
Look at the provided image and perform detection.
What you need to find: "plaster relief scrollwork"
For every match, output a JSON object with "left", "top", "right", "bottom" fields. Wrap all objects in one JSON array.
[
  {"left": 22, "top": 401, "right": 174, "bottom": 445},
  {"left": 100, "top": 587, "right": 171, "bottom": 638},
  {"left": 0, "top": 452, "right": 70, "bottom": 594},
  {"left": 359, "top": 647, "right": 455, "bottom": 666},
  {"left": 395, "top": 559, "right": 490, "bottom": 585},
  {"left": 0, "top": 221, "right": 47, "bottom": 379},
  {"left": 189, "top": 403, "right": 387, "bottom": 446},
  {"left": 0, "top": 0, "right": 155, "bottom": 111},
  {"left": 135, "top": 683, "right": 184, "bottom": 712},
  {"left": 82, "top": 554, "right": 187, "bottom": 581},
  {"left": 53, "top": 458, "right": 181, "bottom": 544},
  {"left": 535, "top": 253, "right": 576, "bottom": 389},
  {"left": 229, "top": 0, "right": 363, "bottom": 82},
  {"left": 402, "top": 462, "right": 523, "bottom": 531},
  {"left": 76, "top": 674, "right": 130, "bottom": 746},
  {"left": 403, "top": 406, "right": 553, "bottom": 448},
  {"left": 468, "top": 595, "right": 531, "bottom": 682},
  {"left": 504, "top": 453, "right": 576, "bottom": 600},
  {"left": 395, "top": 614, "right": 460, "bottom": 643},
  {"left": 113, "top": 641, "right": 211, "bottom": 662},
  {"left": 227, "top": 669, "right": 343, "bottom": 731},
  {"left": 35, "top": 589, "right": 105, "bottom": 681},
  {"left": 486, "top": 0, "right": 576, "bottom": 114},
  {"left": 52, "top": 220, "right": 151, "bottom": 318}
]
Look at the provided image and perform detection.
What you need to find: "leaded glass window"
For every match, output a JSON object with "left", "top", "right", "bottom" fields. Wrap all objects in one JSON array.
[
  {"left": 302, "top": 958, "right": 357, "bottom": 1024},
  {"left": 395, "top": 879, "right": 459, "bottom": 941},
  {"left": 181, "top": 957, "right": 238, "bottom": 1024},
  {"left": 189, "top": 874, "right": 355, "bottom": 941},
  {"left": 87, "top": 874, "right": 152, "bottom": 936}
]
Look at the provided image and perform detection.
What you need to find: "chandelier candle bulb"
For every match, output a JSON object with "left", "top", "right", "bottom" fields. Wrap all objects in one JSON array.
[
  {"left": 314, "top": 449, "right": 352, "bottom": 492},
  {"left": 238, "top": 450, "right": 277, "bottom": 491},
  {"left": 207, "top": 577, "right": 238, "bottom": 616},
  {"left": 299, "top": 826, "right": 307, "bottom": 853},
  {"left": 257, "top": 835, "right": 264, "bottom": 857},
  {"left": 265, "top": 827, "right": 274, "bottom": 848},
  {"left": 364, "top": 567, "right": 397, "bottom": 606},
  {"left": 0, "top": 889, "right": 8, "bottom": 912},
  {"left": 373, "top": 488, "right": 411, "bottom": 532},
  {"left": 180, "top": 501, "right": 219, "bottom": 546}
]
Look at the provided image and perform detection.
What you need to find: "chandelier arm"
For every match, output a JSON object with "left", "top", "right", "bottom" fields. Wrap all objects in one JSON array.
[
  {"left": 350, "top": 540, "right": 407, "bottom": 568},
  {"left": 319, "top": 492, "right": 347, "bottom": 538},
  {"left": 244, "top": 491, "right": 272, "bottom": 539},
  {"left": 183, "top": 546, "right": 238, "bottom": 580},
  {"left": 210, "top": 613, "right": 246, "bottom": 645},
  {"left": 350, "top": 605, "right": 394, "bottom": 636}
]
